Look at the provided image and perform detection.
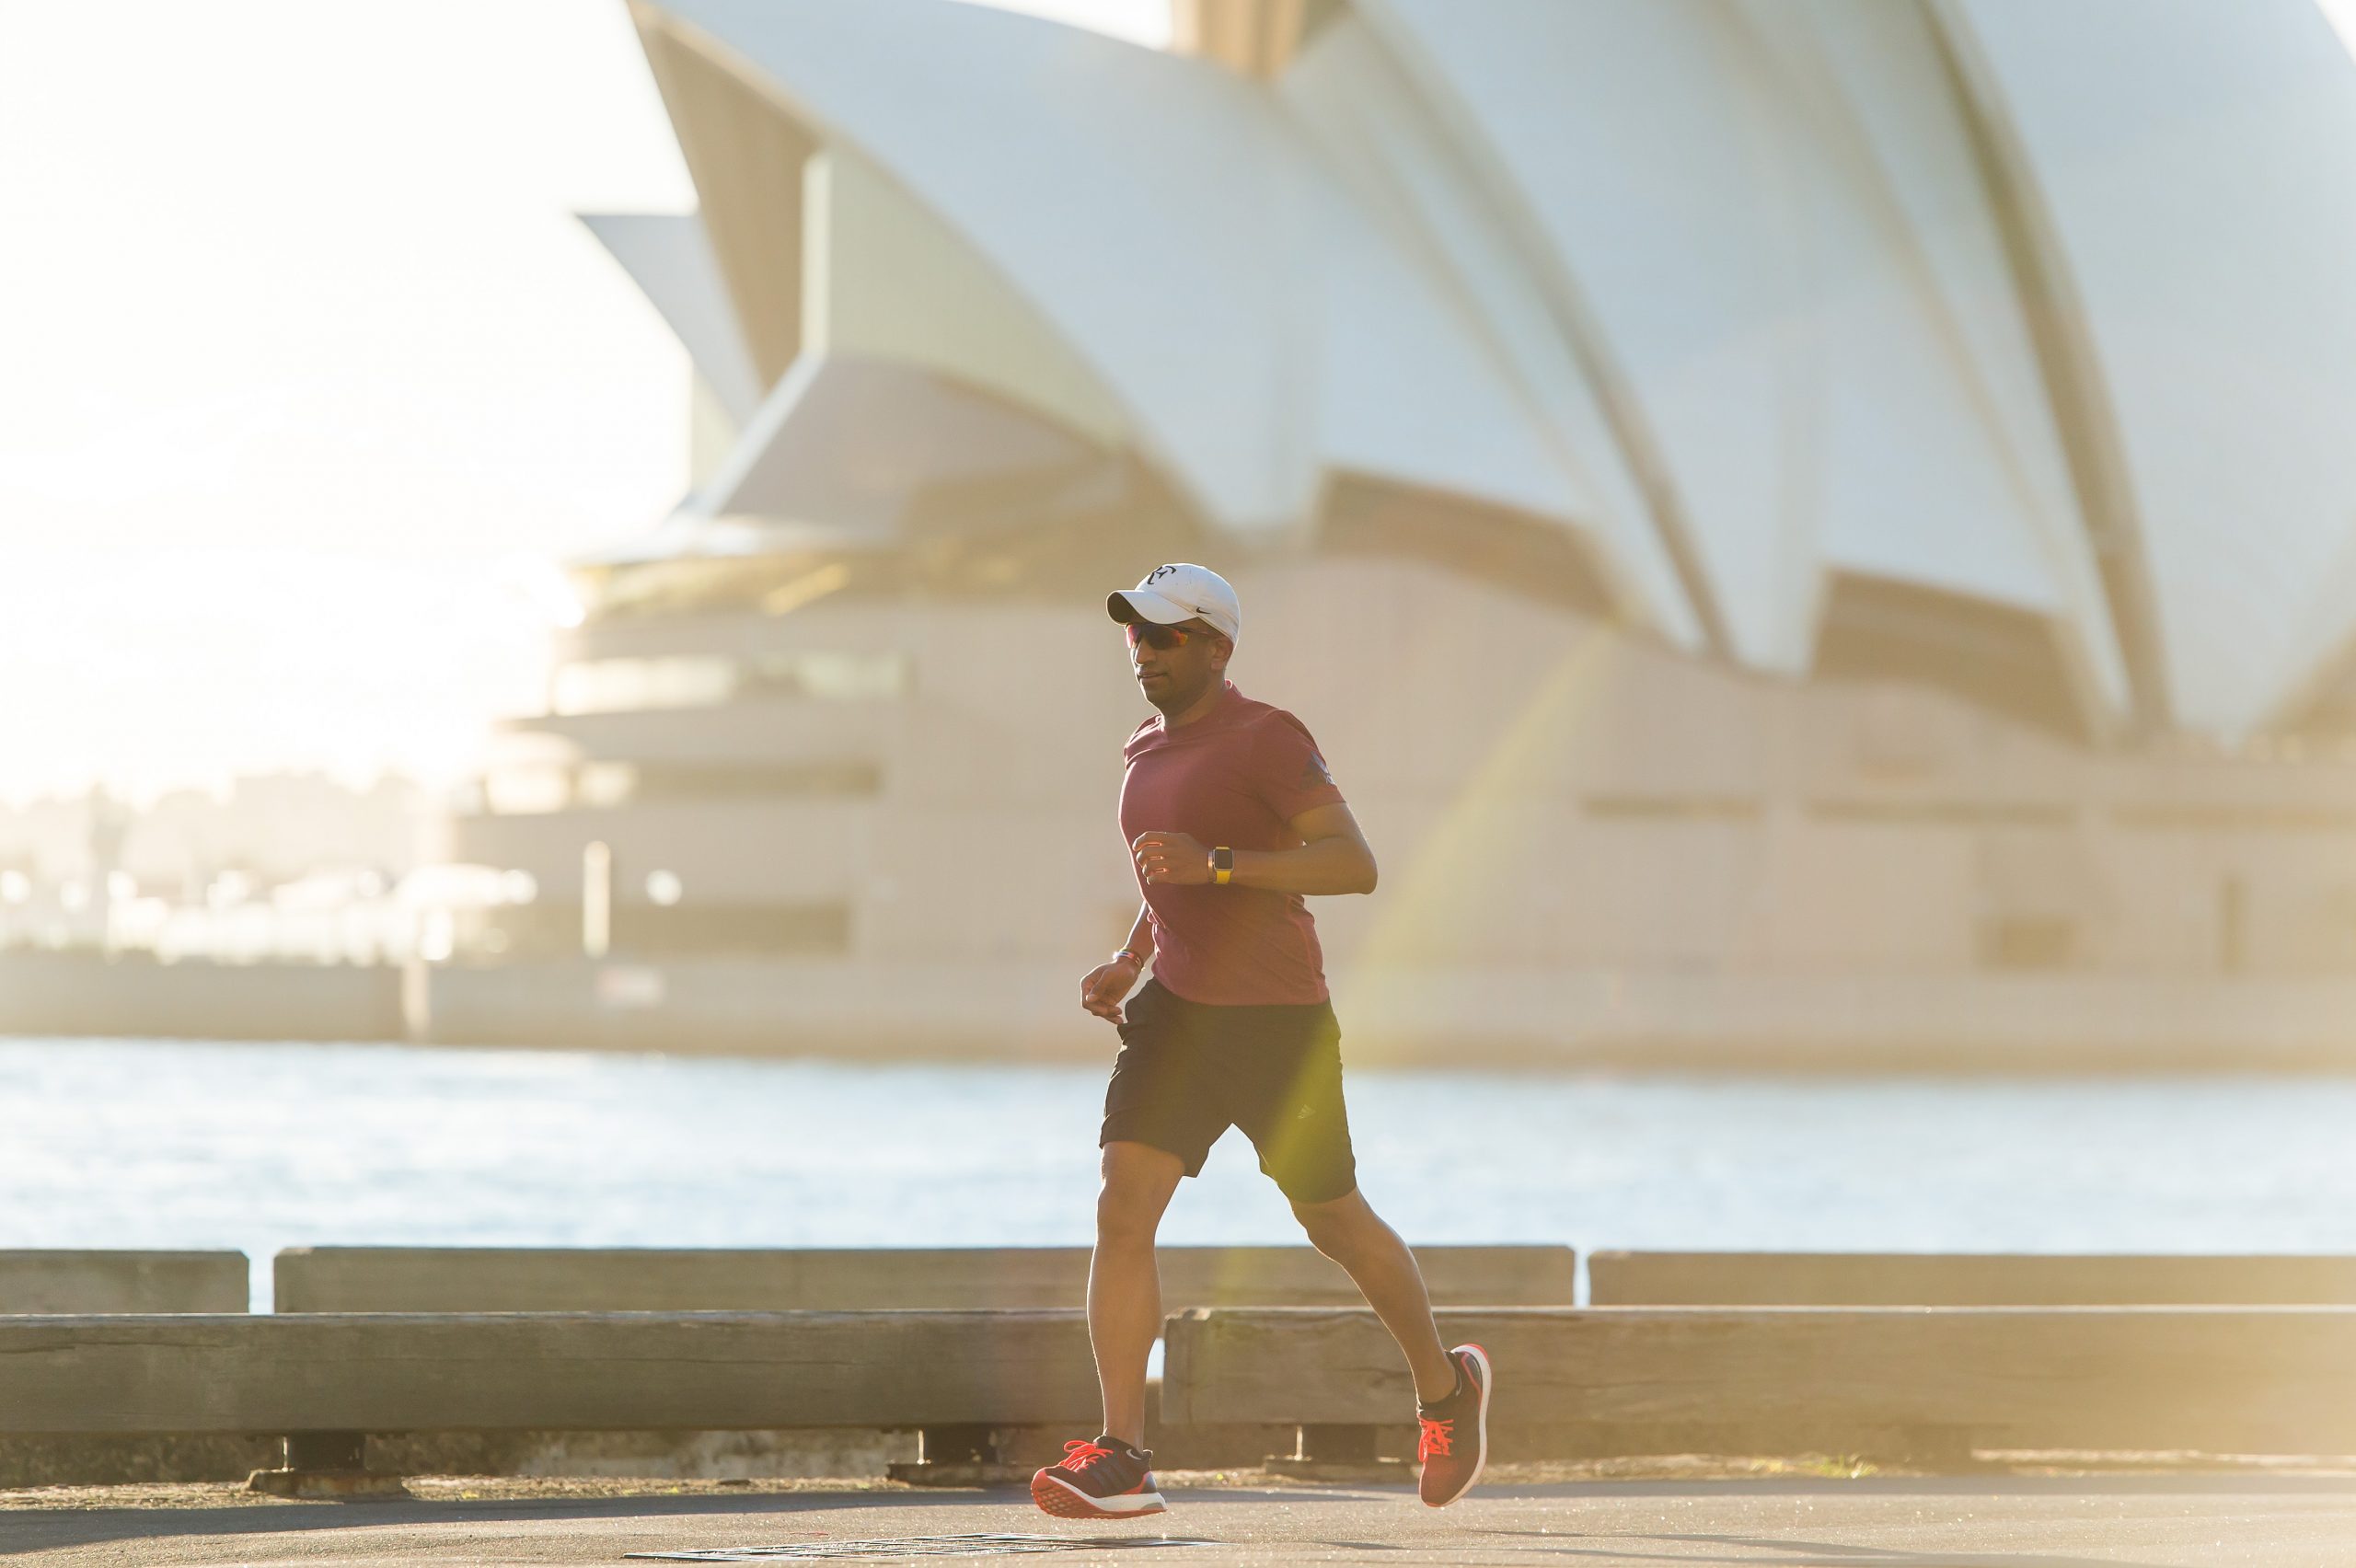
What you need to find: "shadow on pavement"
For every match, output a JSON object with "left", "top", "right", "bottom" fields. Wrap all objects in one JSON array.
[
  {"left": 0, "top": 1489, "right": 950, "bottom": 1557},
  {"left": 1464, "top": 1472, "right": 2356, "bottom": 1502},
  {"left": 5, "top": 1474, "right": 2350, "bottom": 1562},
  {"left": 0, "top": 1481, "right": 1357, "bottom": 1557},
  {"left": 1474, "top": 1532, "right": 2183, "bottom": 1567}
]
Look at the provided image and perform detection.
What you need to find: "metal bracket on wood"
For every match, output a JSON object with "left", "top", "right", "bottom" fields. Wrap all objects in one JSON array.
[
  {"left": 886, "top": 1424, "right": 1031, "bottom": 1487},
  {"left": 247, "top": 1431, "right": 410, "bottom": 1498},
  {"left": 1261, "top": 1423, "right": 1410, "bottom": 1482}
]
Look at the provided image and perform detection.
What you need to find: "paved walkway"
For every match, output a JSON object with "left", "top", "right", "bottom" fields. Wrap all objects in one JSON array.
[{"left": 6, "top": 1474, "right": 2355, "bottom": 1566}]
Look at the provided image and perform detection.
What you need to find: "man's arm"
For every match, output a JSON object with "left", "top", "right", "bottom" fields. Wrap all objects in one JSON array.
[
  {"left": 1080, "top": 901, "right": 1155, "bottom": 1024},
  {"left": 1130, "top": 802, "right": 1378, "bottom": 896},
  {"left": 1116, "top": 902, "right": 1155, "bottom": 963}
]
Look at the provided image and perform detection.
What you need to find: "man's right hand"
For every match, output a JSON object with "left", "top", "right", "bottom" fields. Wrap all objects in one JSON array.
[{"left": 1080, "top": 956, "right": 1142, "bottom": 1025}]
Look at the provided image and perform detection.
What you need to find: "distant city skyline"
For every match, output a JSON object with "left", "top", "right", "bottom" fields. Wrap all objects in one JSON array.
[{"left": 0, "top": 0, "right": 1168, "bottom": 807}]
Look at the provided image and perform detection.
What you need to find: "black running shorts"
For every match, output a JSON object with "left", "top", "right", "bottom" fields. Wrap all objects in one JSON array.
[{"left": 1099, "top": 977, "right": 1358, "bottom": 1204}]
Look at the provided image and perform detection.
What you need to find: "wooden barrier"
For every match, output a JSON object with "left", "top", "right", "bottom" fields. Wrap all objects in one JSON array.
[
  {"left": 0, "top": 1251, "right": 247, "bottom": 1314},
  {"left": 1587, "top": 1251, "right": 2356, "bottom": 1307},
  {"left": 270, "top": 1244, "right": 1573, "bottom": 1480},
  {"left": 0, "top": 1309, "right": 1098, "bottom": 1491},
  {"left": 269, "top": 1244, "right": 1574, "bottom": 1482},
  {"left": 272, "top": 1244, "right": 1575, "bottom": 1314},
  {"left": 0, "top": 1311, "right": 1093, "bottom": 1434},
  {"left": 1162, "top": 1306, "right": 2356, "bottom": 1459}
]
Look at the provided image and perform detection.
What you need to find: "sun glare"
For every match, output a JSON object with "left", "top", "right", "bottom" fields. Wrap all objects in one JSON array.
[
  {"left": 0, "top": 0, "right": 1173, "bottom": 807},
  {"left": 2322, "top": 0, "right": 2356, "bottom": 62}
]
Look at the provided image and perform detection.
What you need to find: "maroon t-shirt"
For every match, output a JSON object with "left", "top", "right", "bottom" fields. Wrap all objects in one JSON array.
[{"left": 1118, "top": 681, "right": 1347, "bottom": 1006}]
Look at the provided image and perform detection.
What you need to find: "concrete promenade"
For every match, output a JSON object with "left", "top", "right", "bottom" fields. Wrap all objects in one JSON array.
[{"left": 6, "top": 1472, "right": 2354, "bottom": 1566}]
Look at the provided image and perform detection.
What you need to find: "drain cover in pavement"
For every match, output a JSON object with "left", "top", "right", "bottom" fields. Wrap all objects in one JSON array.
[{"left": 627, "top": 1535, "right": 1211, "bottom": 1561}]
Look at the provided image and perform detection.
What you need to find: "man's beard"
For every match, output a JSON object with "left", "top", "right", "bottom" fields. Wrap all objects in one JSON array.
[{"left": 1144, "top": 673, "right": 1204, "bottom": 713}]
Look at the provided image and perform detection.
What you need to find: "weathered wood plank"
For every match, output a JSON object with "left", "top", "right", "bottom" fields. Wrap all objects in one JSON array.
[
  {"left": 272, "top": 1245, "right": 1575, "bottom": 1313},
  {"left": 0, "top": 1252, "right": 248, "bottom": 1314},
  {"left": 0, "top": 1311, "right": 1097, "bottom": 1435},
  {"left": 1587, "top": 1251, "right": 2356, "bottom": 1307},
  {"left": 1161, "top": 1306, "right": 2356, "bottom": 1455}
]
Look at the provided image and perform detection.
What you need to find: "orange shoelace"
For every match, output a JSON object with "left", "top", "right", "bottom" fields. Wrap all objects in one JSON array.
[
  {"left": 1417, "top": 1416, "right": 1454, "bottom": 1460},
  {"left": 1057, "top": 1438, "right": 1115, "bottom": 1471}
]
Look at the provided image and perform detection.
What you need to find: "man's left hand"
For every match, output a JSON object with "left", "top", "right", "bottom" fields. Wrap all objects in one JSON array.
[{"left": 1132, "top": 829, "right": 1212, "bottom": 886}]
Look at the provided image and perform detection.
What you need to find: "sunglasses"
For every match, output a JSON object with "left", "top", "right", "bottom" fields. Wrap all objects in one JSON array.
[{"left": 1125, "top": 621, "right": 1212, "bottom": 651}]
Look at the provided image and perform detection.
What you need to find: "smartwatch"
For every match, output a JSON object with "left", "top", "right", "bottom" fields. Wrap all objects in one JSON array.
[{"left": 1210, "top": 846, "right": 1234, "bottom": 885}]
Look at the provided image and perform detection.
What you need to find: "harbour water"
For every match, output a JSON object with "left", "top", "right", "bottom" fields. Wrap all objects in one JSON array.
[{"left": 6, "top": 1037, "right": 2355, "bottom": 1312}]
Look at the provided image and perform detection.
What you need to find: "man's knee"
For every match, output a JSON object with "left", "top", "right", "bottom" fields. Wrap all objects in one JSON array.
[
  {"left": 1289, "top": 1190, "right": 1373, "bottom": 1261},
  {"left": 1096, "top": 1147, "right": 1179, "bottom": 1247},
  {"left": 1096, "top": 1181, "right": 1163, "bottom": 1248}
]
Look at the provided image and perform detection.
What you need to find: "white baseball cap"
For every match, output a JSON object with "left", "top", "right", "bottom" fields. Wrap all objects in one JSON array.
[{"left": 1107, "top": 563, "right": 1242, "bottom": 642}]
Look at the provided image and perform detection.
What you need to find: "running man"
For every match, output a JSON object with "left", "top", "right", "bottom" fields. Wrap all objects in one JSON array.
[{"left": 1030, "top": 563, "right": 1491, "bottom": 1520}]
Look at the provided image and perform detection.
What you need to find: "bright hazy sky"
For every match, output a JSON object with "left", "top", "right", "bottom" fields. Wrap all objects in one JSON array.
[{"left": 0, "top": 0, "right": 1168, "bottom": 807}]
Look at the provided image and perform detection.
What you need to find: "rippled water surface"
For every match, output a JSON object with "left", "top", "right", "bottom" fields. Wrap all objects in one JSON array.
[{"left": 6, "top": 1037, "right": 2354, "bottom": 1310}]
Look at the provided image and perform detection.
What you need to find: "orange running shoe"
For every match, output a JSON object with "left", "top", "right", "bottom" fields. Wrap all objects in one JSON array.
[
  {"left": 1031, "top": 1435, "right": 1166, "bottom": 1518},
  {"left": 1416, "top": 1343, "right": 1491, "bottom": 1508}
]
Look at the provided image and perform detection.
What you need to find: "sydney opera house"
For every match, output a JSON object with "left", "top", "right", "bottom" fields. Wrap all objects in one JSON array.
[{"left": 431, "top": 0, "right": 2356, "bottom": 1066}]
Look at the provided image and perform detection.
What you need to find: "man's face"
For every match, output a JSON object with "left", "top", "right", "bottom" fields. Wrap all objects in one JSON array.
[{"left": 1126, "top": 617, "right": 1229, "bottom": 710}]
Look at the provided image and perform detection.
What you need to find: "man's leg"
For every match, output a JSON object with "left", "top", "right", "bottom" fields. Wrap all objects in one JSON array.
[
  {"left": 1289, "top": 1187, "right": 1457, "bottom": 1402},
  {"left": 1091, "top": 1139, "right": 1185, "bottom": 1448}
]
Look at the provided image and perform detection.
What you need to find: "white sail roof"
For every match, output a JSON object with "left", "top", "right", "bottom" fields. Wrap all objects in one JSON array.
[
  {"left": 631, "top": 0, "right": 1703, "bottom": 640},
  {"left": 579, "top": 212, "right": 765, "bottom": 425},
  {"left": 1352, "top": 0, "right": 2128, "bottom": 721},
  {"left": 1945, "top": 0, "right": 2356, "bottom": 734},
  {"left": 595, "top": 0, "right": 2356, "bottom": 737}
]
